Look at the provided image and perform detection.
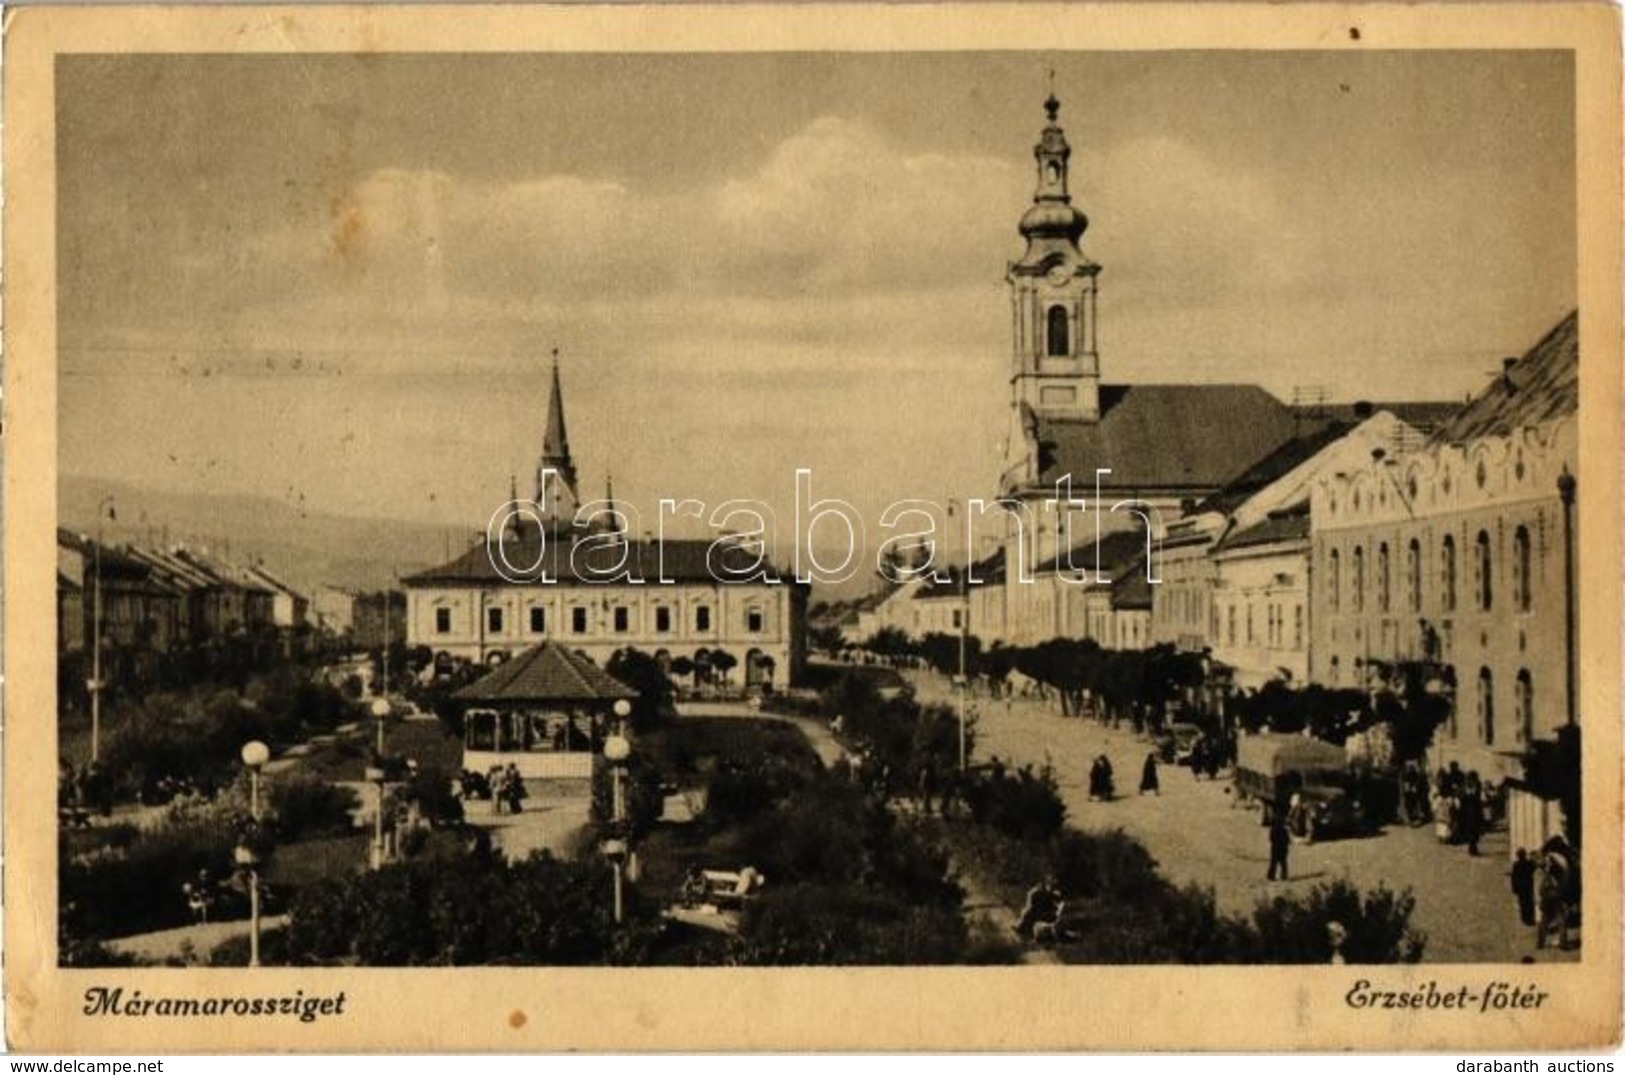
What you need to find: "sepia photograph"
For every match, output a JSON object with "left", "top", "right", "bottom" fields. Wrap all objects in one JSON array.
[{"left": 4, "top": 3, "right": 1621, "bottom": 1053}]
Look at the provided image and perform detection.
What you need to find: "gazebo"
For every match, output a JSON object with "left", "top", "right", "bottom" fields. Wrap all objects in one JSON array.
[{"left": 453, "top": 642, "right": 638, "bottom": 780}]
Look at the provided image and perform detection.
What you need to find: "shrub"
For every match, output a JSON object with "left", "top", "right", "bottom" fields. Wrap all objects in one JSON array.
[
  {"left": 61, "top": 812, "right": 240, "bottom": 939},
  {"left": 283, "top": 849, "right": 615, "bottom": 966},
  {"left": 284, "top": 878, "right": 356, "bottom": 963},
  {"left": 736, "top": 882, "right": 967, "bottom": 965},
  {"left": 960, "top": 762, "right": 1066, "bottom": 843},
  {"left": 1249, "top": 879, "right": 1426, "bottom": 964},
  {"left": 269, "top": 774, "right": 360, "bottom": 841}
]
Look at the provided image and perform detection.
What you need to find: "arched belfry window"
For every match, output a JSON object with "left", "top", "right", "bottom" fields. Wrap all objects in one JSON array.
[{"left": 1046, "top": 305, "right": 1070, "bottom": 357}]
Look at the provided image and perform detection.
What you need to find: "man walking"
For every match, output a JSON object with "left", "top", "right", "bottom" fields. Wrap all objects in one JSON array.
[
  {"left": 1511, "top": 848, "right": 1537, "bottom": 927},
  {"left": 1267, "top": 814, "right": 1291, "bottom": 881}
]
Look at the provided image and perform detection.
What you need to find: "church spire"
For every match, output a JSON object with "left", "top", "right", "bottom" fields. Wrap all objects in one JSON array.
[
  {"left": 1005, "top": 89, "right": 1102, "bottom": 422},
  {"left": 1019, "top": 93, "right": 1087, "bottom": 251},
  {"left": 535, "top": 348, "right": 582, "bottom": 528},
  {"left": 604, "top": 470, "right": 625, "bottom": 539}
]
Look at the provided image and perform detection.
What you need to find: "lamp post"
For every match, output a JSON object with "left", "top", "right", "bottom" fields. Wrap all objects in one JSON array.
[
  {"left": 367, "top": 696, "right": 393, "bottom": 870},
  {"left": 945, "top": 497, "right": 971, "bottom": 771},
  {"left": 603, "top": 698, "right": 634, "bottom": 925},
  {"left": 239, "top": 739, "right": 271, "bottom": 967},
  {"left": 89, "top": 496, "right": 116, "bottom": 763}
]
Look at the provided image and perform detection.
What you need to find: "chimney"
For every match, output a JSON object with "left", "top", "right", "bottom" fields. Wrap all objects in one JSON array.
[{"left": 1502, "top": 357, "right": 1518, "bottom": 374}]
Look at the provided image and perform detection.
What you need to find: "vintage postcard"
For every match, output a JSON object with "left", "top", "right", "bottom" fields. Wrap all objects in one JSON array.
[{"left": 4, "top": 2, "right": 1621, "bottom": 1053}]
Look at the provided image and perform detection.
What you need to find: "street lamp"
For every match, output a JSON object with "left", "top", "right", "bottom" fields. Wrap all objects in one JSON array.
[
  {"left": 89, "top": 496, "right": 116, "bottom": 763},
  {"left": 604, "top": 698, "right": 634, "bottom": 924},
  {"left": 238, "top": 739, "right": 271, "bottom": 967},
  {"left": 367, "top": 696, "right": 393, "bottom": 870},
  {"left": 946, "top": 497, "right": 970, "bottom": 771}
]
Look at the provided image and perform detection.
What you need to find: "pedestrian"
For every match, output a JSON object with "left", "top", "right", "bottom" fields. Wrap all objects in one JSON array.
[
  {"left": 1015, "top": 876, "right": 1060, "bottom": 939},
  {"left": 1267, "top": 814, "right": 1291, "bottom": 881},
  {"left": 1459, "top": 773, "right": 1482, "bottom": 856},
  {"left": 1537, "top": 854, "right": 1570, "bottom": 950},
  {"left": 1139, "top": 752, "right": 1160, "bottom": 796},
  {"left": 1511, "top": 849, "right": 1537, "bottom": 927}
]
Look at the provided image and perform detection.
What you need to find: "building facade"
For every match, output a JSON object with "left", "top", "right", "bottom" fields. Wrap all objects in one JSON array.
[
  {"left": 1309, "top": 314, "right": 1578, "bottom": 803},
  {"left": 403, "top": 359, "right": 807, "bottom": 689}
]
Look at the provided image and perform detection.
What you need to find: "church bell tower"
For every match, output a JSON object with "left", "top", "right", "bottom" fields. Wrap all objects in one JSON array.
[{"left": 1006, "top": 93, "right": 1101, "bottom": 422}]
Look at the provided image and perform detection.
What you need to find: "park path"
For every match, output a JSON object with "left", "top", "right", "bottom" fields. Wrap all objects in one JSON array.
[{"left": 105, "top": 915, "right": 290, "bottom": 964}]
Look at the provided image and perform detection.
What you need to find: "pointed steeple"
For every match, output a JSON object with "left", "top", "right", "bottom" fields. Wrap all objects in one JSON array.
[
  {"left": 604, "top": 470, "right": 626, "bottom": 539},
  {"left": 535, "top": 348, "right": 582, "bottom": 524}
]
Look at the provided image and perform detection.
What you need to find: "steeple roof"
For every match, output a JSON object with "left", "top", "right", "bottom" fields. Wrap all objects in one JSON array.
[
  {"left": 1015, "top": 93, "right": 1091, "bottom": 268},
  {"left": 541, "top": 351, "right": 576, "bottom": 483}
]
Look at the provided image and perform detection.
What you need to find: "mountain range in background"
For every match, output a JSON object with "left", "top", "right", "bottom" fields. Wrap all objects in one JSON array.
[{"left": 58, "top": 474, "right": 881, "bottom": 603}]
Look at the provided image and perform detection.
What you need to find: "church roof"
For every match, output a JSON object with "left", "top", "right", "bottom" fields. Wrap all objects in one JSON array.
[
  {"left": 452, "top": 642, "right": 637, "bottom": 705},
  {"left": 1194, "top": 421, "right": 1355, "bottom": 516},
  {"left": 1030, "top": 383, "right": 1304, "bottom": 495},
  {"left": 1429, "top": 310, "right": 1579, "bottom": 445},
  {"left": 401, "top": 536, "right": 785, "bottom": 587}
]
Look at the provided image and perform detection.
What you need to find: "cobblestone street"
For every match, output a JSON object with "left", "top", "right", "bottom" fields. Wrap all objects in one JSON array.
[{"left": 904, "top": 669, "right": 1578, "bottom": 964}]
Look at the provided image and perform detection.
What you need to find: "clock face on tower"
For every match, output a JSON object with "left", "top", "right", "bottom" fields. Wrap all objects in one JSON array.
[{"left": 1047, "top": 264, "right": 1072, "bottom": 287}]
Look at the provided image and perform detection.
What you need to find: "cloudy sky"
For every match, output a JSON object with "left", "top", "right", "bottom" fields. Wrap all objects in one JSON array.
[{"left": 59, "top": 51, "right": 1575, "bottom": 533}]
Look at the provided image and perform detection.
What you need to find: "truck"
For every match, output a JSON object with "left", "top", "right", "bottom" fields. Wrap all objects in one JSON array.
[{"left": 1234, "top": 732, "right": 1371, "bottom": 842}]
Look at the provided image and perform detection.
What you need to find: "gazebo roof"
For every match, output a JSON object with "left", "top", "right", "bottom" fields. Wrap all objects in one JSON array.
[{"left": 453, "top": 642, "right": 638, "bottom": 705}]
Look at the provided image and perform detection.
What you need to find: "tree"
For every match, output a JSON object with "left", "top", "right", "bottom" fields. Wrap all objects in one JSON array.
[
  {"left": 605, "top": 648, "right": 675, "bottom": 730},
  {"left": 709, "top": 650, "right": 738, "bottom": 685},
  {"left": 808, "top": 624, "right": 846, "bottom": 657}
]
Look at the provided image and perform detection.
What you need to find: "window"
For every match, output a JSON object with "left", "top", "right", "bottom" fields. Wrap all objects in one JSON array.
[
  {"left": 1513, "top": 525, "right": 1531, "bottom": 612},
  {"left": 1329, "top": 655, "right": 1340, "bottom": 685},
  {"left": 435, "top": 607, "right": 452, "bottom": 634},
  {"left": 613, "top": 606, "right": 630, "bottom": 633},
  {"left": 1376, "top": 542, "right": 1391, "bottom": 613},
  {"left": 487, "top": 606, "right": 504, "bottom": 634},
  {"left": 1293, "top": 604, "right": 1303, "bottom": 650},
  {"left": 655, "top": 607, "right": 671, "bottom": 633},
  {"left": 1475, "top": 530, "right": 1493, "bottom": 611},
  {"left": 1407, "top": 539, "right": 1422, "bottom": 613},
  {"left": 1046, "top": 305, "right": 1070, "bottom": 357},
  {"left": 571, "top": 607, "right": 588, "bottom": 634},
  {"left": 1479, "top": 667, "right": 1495, "bottom": 745},
  {"left": 529, "top": 607, "right": 546, "bottom": 634},
  {"left": 1515, "top": 670, "right": 1534, "bottom": 744},
  {"left": 1227, "top": 606, "right": 1236, "bottom": 646},
  {"left": 1352, "top": 546, "right": 1365, "bottom": 613},
  {"left": 1441, "top": 535, "right": 1457, "bottom": 612},
  {"left": 695, "top": 606, "right": 712, "bottom": 632},
  {"left": 1246, "top": 605, "right": 1254, "bottom": 645},
  {"left": 1329, "top": 548, "right": 1341, "bottom": 612},
  {"left": 949, "top": 609, "right": 961, "bottom": 632}
]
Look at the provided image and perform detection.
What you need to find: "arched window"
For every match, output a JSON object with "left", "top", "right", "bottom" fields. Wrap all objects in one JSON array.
[
  {"left": 1407, "top": 539, "right": 1422, "bottom": 613},
  {"left": 1513, "top": 525, "right": 1531, "bottom": 612},
  {"left": 1329, "top": 548, "right": 1341, "bottom": 612},
  {"left": 1377, "top": 542, "right": 1391, "bottom": 613},
  {"left": 1441, "top": 535, "right": 1457, "bottom": 613},
  {"left": 1515, "top": 670, "right": 1534, "bottom": 744},
  {"left": 1479, "top": 667, "right": 1495, "bottom": 745},
  {"left": 1352, "top": 546, "right": 1365, "bottom": 613},
  {"left": 1475, "top": 529, "right": 1493, "bottom": 611},
  {"left": 1046, "top": 304, "right": 1070, "bottom": 357}
]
